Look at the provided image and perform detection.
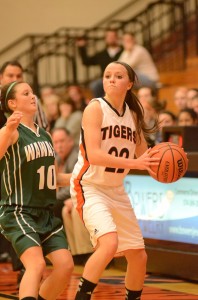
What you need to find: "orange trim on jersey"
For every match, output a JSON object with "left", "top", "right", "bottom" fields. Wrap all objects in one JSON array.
[{"left": 73, "top": 142, "right": 90, "bottom": 220}]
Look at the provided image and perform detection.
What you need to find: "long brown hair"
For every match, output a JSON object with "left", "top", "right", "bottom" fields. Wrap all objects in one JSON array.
[{"left": 112, "top": 61, "right": 158, "bottom": 142}]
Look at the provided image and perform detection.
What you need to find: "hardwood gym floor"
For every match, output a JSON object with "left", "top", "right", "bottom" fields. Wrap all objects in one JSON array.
[{"left": 0, "top": 263, "right": 198, "bottom": 299}]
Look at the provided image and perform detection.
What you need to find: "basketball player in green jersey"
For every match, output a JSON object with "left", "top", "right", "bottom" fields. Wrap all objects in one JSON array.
[{"left": 0, "top": 81, "right": 74, "bottom": 300}]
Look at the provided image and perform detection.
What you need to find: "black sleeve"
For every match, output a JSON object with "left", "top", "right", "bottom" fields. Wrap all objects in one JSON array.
[{"left": 78, "top": 46, "right": 100, "bottom": 66}]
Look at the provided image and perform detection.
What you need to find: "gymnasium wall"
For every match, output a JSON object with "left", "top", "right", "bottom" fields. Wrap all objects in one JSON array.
[{"left": 0, "top": 0, "right": 157, "bottom": 51}]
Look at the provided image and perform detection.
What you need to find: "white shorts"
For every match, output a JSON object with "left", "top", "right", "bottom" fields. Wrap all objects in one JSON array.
[{"left": 70, "top": 182, "right": 144, "bottom": 255}]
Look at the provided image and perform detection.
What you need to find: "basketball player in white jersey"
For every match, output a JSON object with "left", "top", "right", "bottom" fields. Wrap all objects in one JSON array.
[{"left": 70, "top": 61, "right": 159, "bottom": 300}]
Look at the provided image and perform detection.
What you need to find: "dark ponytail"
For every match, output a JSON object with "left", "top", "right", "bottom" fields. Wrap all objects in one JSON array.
[{"left": 113, "top": 61, "right": 159, "bottom": 143}]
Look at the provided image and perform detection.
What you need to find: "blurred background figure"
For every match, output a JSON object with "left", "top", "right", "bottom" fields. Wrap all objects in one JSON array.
[
  {"left": 173, "top": 86, "right": 188, "bottom": 112},
  {"left": 52, "top": 128, "right": 93, "bottom": 263},
  {"left": 155, "top": 110, "right": 177, "bottom": 144},
  {"left": 54, "top": 96, "right": 82, "bottom": 145},
  {"left": 177, "top": 108, "right": 198, "bottom": 126},
  {"left": 191, "top": 95, "right": 198, "bottom": 116},
  {"left": 42, "top": 93, "right": 60, "bottom": 132},
  {"left": 186, "top": 88, "right": 198, "bottom": 109},
  {"left": 40, "top": 84, "right": 56, "bottom": 100},
  {"left": 137, "top": 86, "right": 158, "bottom": 102},
  {"left": 67, "top": 85, "right": 89, "bottom": 111},
  {"left": 76, "top": 28, "right": 123, "bottom": 97},
  {"left": 138, "top": 93, "right": 166, "bottom": 147},
  {"left": 118, "top": 32, "right": 160, "bottom": 89}
]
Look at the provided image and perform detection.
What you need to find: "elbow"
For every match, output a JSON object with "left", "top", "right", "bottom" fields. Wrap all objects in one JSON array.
[{"left": 87, "top": 152, "right": 99, "bottom": 165}]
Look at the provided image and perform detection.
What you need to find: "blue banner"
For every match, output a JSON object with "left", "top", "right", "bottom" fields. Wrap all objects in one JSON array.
[{"left": 124, "top": 175, "right": 198, "bottom": 244}]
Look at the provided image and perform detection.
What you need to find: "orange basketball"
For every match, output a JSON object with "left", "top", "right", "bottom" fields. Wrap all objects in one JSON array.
[{"left": 149, "top": 142, "right": 188, "bottom": 183}]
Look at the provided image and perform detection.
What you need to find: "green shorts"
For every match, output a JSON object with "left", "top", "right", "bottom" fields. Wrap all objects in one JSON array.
[{"left": 0, "top": 206, "right": 68, "bottom": 257}]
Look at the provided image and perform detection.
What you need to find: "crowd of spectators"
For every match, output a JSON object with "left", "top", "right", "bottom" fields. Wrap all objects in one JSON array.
[{"left": 1, "top": 28, "right": 198, "bottom": 281}]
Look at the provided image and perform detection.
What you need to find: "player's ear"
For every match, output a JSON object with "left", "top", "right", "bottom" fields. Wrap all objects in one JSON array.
[
  {"left": 127, "top": 82, "right": 133, "bottom": 90},
  {"left": 7, "top": 99, "right": 17, "bottom": 110}
]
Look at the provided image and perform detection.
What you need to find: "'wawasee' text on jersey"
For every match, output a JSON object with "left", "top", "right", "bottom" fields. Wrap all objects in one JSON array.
[{"left": 0, "top": 123, "right": 56, "bottom": 208}]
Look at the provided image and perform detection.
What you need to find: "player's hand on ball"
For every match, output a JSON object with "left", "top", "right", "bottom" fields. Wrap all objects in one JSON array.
[{"left": 134, "top": 148, "right": 160, "bottom": 176}]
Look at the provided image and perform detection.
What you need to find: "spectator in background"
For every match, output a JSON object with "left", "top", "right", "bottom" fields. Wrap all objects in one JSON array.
[
  {"left": 138, "top": 94, "right": 166, "bottom": 147},
  {"left": 186, "top": 88, "right": 198, "bottom": 108},
  {"left": 118, "top": 32, "right": 160, "bottom": 89},
  {"left": 52, "top": 127, "right": 78, "bottom": 219},
  {"left": 137, "top": 86, "right": 158, "bottom": 102},
  {"left": 40, "top": 84, "right": 55, "bottom": 100},
  {"left": 173, "top": 86, "right": 188, "bottom": 112},
  {"left": 42, "top": 93, "right": 60, "bottom": 132},
  {"left": 67, "top": 85, "right": 89, "bottom": 111},
  {"left": 52, "top": 128, "right": 93, "bottom": 260},
  {"left": 76, "top": 28, "right": 123, "bottom": 97},
  {"left": 155, "top": 110, "right": 177, "bottom": 144},
  {"left": 54, "top": 96, "right": 82, "bottom": 145},
  {"left": 191, "top": 95, "right": 198, "bottom": 116},
  {"left": 177, "top": 108, "right": 198, "bottom": 126}
]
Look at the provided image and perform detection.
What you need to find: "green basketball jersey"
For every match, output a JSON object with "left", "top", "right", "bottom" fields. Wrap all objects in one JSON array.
[{"left": 0, "top": 123, "right": 57, "bottom": 208}]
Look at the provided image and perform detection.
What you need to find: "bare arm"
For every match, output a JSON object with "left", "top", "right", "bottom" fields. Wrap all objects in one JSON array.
[
  {"left": 56, "top": 172, "right": 72, "bottom": 187},
  {"left": 83, "top": 101, "right": 159, "bottom": 174},
  {"left": 0, "top": 111, "right": 22, "bottom": 160}
]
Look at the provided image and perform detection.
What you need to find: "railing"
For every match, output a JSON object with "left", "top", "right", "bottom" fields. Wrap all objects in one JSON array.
[{"left": 0, "top": 0, "right": 198, "bottom": 94}]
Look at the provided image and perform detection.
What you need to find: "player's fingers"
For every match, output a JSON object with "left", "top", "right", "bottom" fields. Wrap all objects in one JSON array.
[
  {"left": 149, "top": 149, "right": 159, "bottom": 155},
  {"left": 147, "top": 167, "right": 156, "bottom": 176}
]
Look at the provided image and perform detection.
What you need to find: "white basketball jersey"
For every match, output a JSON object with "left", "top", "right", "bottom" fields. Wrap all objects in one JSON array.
[{"left": 71, "top": 98, "right": 137, "bottom": 187}]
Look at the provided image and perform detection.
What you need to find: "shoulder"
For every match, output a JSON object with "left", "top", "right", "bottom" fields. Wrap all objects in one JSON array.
[
  {"left": 84, "top": 98, "right": 102, "bottom": 112},
  {"left": 135, "top": 44, "right": 150, "bottom": 54},
  {"left": 82, "top": 99, "right": 103, "bottom": 126}
]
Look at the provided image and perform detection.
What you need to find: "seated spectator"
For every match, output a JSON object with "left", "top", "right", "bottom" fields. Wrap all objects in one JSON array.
[
  {"left": 186, "top": 88, "right": 198, "bottom": 108},
  {"left": 177, "top": 108, "right": 198, "bottom": 126},
  {"left": 118, "top": 32, "right": 160, "bottom": 89},
  {"left": 67, "top": 85, "right": 89, "bottom": 111},
  {"left": 191, "top": 95, "right": 198, "bottom": 116},
  {"left": 173, "top": 86, "right": 188, "bottom": 112},
  {"left": 155, "top": 110, "right": 177, "bottom": 144},
  {"left": 137, "top": 86, "right": 158, "bottom": 102},
  {"left": 40, "top": 84, "right": 55, "bottom": 100},
  {"left": 139, "top": 95, "right": 166, "bottom": 147},
  {"left": 54, "top": 96, "right": 82, "bottom": 145},
  {"left": 52, "top": 128, "right": 93, "bottom": 258},
  {"left": 42, "top": 93, "right": 60, "bottom": 132},
  {"left": 76, "top": 28, "right": 123, "bottom": 97}
]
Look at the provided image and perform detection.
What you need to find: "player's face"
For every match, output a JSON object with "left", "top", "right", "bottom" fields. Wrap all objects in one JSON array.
[
  {"left": 9, "top": 83, "right": 37, "bottom": 114},
  {"left": 103, "top": 63, "right": 132, "bottom": 99},
  {"left": 0, "top": 65, "right": 23, "bottom": 85}
]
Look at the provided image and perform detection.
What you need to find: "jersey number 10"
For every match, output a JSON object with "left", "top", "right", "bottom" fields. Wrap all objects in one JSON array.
[{"left": 37, "top": 165, "right": 56, "bottom": 190}]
